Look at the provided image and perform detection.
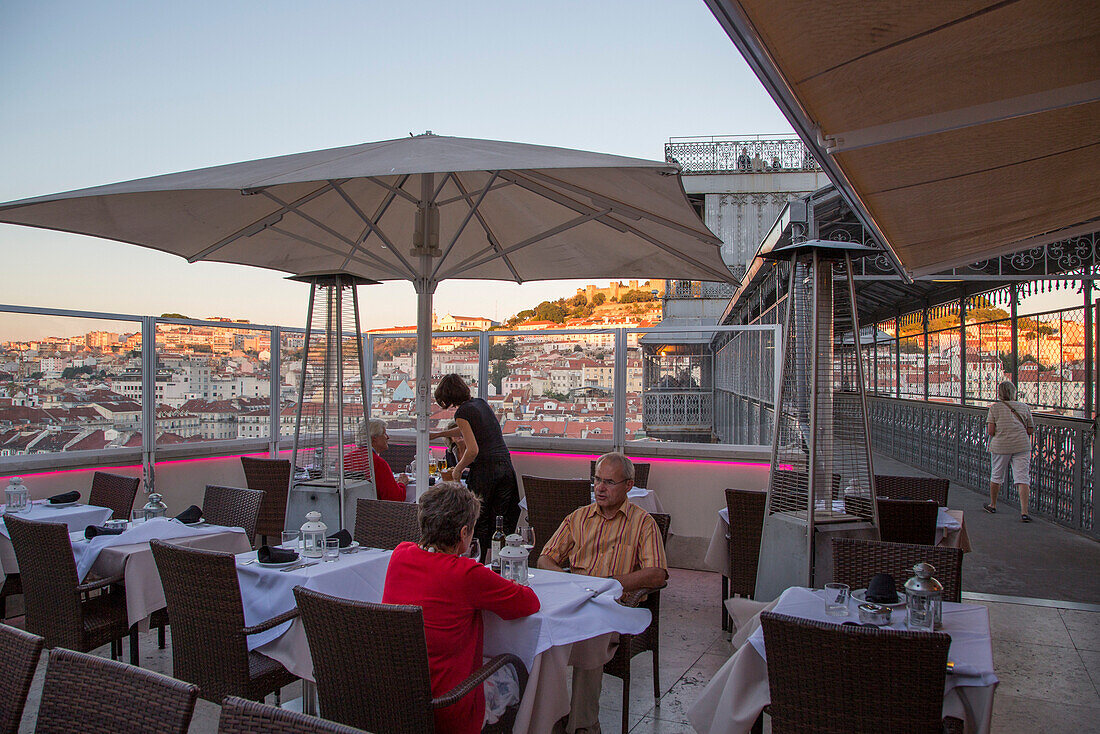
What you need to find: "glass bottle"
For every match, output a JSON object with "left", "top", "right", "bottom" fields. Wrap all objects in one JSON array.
[{"left": 491, "top": 515, "right": 505, "bottom": 573}]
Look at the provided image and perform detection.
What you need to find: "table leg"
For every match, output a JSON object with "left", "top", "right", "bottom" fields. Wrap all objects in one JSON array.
[
  {"left": 302, "top": 680, "right": 318, "bottom": 716},
  {"left": 721, "top": 576, "right": 730, "bottom": 632}
]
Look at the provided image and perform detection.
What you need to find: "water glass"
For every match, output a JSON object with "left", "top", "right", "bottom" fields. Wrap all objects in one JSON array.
[
  {"left": 824, "top": 583, "right": 850, "bottom": 617},
  {"left": 467, "top": 537, "right": 481, "bottom": 563},
  {"left": 519, "top": 525, "right": 535, "bottom": 552},
  {"left": 130, "top": 510, "right": 146, "bottom": 526},
  {"left": 281, "top": 531, "right": 301, "bottom": 550},
  {"left": 323, "top": 538, "right": 340, "bottom": 562}
]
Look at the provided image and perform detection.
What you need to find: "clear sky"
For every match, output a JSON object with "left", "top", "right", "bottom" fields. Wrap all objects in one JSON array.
[{"left": 0, "top": 0, "right": 795, "bottom": 339}]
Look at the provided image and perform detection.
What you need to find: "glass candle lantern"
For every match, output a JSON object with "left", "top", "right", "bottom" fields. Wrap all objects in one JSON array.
[
  {"left": 142, "top": 493, "right": 168, "bottom": 521},
  {"left": 904, "top": 562, "right": 944, "bottom": 631},
  {"left": 300, "top": 511, "right": 327, "bottom": 558},
  {"left": 498, "top": 544, "right": 529, "bottom": 586},
  {"left": 4, "top": 477, "right": 29, "bottom": 514}
]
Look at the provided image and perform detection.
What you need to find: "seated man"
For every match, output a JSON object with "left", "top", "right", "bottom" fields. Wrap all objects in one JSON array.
[{"left": 538, "top": 452, "right": 668, "bottom": 734}]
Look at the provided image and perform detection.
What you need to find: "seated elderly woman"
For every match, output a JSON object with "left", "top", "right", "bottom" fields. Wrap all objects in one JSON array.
[
  {"left": 345, "top": 419, "right": 409, "bottom": 502},
  {"left": 383, "top": 481, "right": 539, "bottom": 734}
]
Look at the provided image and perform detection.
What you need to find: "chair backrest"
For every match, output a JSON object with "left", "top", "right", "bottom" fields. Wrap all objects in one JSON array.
[
  {"left": 3, "top": 516, "right": 83, "bottom": 650},
  {"left": 0, "top": 624, "right": 43, "bottom": 734},
  {"left": 379, "top": 444, "right": 416, "bottom": 475},
  {"left": 240, "top": 457, "right": 292, "bottom": 538},
  {"left": 35, "top": 647, "right": 198, "bottom": 734},
  {"left": 832, "top": 538, "right": 964, "bottom": 602},
  {"left": 588, "top": 459, "right": 651, "bottom": 489},
  {"left": 875, "top": 474, "right": 950, "bottom": 506},
  {"left": 353, "top": 498, "right": 420, "bottom": 550},
  {"left": 150, "top": 540, "right": 254, "bottom": 703},
  {"left": 650, "top": 512, "right": 671, "bottom": 545},
  {"left": 294, "top": 586, "right": 435, "bottom": 734},
  {"left": 218, "top": 696, "right": 370, "bottom": 734},
  {"left": 521, "top": 476, "right": 592, "bottom": 559},
  {"left": 724, "top": 488, "right": 767, "bottom": 598},
  {"left": 88, "top": 471, "right": 140, "bottom": 522},
  {"left": 876, "top": 498, "right": 939, "bottom": 546},
  {"left": 760, "top": 612, "right": 949, "bottom": 733},
  {"left": 203, "top": 485, "right": 265, "bottom": 540}
]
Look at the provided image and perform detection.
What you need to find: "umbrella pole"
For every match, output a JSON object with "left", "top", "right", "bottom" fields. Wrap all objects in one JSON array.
[{"left": 414, "top": 275, "right": 435, "bottom": 496}]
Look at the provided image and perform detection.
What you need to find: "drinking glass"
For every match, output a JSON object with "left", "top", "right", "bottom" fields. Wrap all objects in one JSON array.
[
  {"left": 323, "top": 538, "right": 340, "bottom": 562},
  {"left": 281, "top": 531, "right": 300, "bottom": 550},
  {"left": 519, "top": 525, "right": 535, "bottom": 552},
  {"left": 467, "top": 537, "right": 481, "bottom": 563},
  {"left": 824, "top": 583, "right": 850, "bottom": 616},
  {"left": 130, "top": 510, "right": 146, "bottom": 526},
  {"left": 429, "top": 460, "right": 439, "bottom": 477}
]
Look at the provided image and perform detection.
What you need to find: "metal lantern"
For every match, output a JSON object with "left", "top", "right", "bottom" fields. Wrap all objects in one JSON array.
[
  {"left": 4, "top": 477, "right": 29, "bottom": 514},
  {"left": 498, "top": 544, "right": 529, "bottom": 586},
  {"left": 142, "top": 492, "right": 168, "bottom": 521},
  {"left": 300, "top": 511, "right": 328, "bottom": 559},
  {"left": 904, "top": 562, "right": 944, "bottom": 631}
]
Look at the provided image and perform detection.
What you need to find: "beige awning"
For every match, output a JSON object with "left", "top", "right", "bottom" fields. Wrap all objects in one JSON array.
[{"left": 706, "top": 0, "right": 1100, "bottom": 276}]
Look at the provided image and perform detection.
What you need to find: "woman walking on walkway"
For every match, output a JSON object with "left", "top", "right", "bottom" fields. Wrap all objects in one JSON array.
[{"left": 985, "top": 380, "right": 1035, "bottom": 522}]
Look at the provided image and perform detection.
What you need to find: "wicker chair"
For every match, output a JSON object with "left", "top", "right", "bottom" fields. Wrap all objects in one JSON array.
[
  {"left": 34, "top": 647, "right": 199, "bottom": 734},
  {"left": 150, "top": 540, "right": 297, "bottom": 704},
  {"left": 604, "top": 512, "right": 670, "bottom": 734},
  {"left": 241, "top": 457, "right": 292, "bottom": 545},
  {"left": 352, "top": 498, "right": 420, "bottom": 550},
  {"left": 293, "top": 586, "right": 528, "bottom": 734},
  {"left": 521, "top": 476, "right": 592, "bottom": 560},
  {"left": 218, "top": 696, "right": 370, "bottom": 734},
  {"left": 876, "top": 497, "right": 939, "bottom": 546},
  {"left": 4, "top": 515, "right": 137, "bottom": 664},
  {"left": 875, "top": 474, "right": 951, "bottom": 506},
  {"left": 832, "top": 538, "right": 964, "bottom": 602},
  {"left": 379, "top": 443, "right": 416, "bottom": 475},
  {"left": 721, "top": 488, "right": 767, "bottom": 631},
  {"left": 88, "top": 471, "right": 140, "bottom": 522},
  {"left": 589, "top": 459, "right": 651, "bottom": 489},
  {"left": 203, "top": 485, "right": 265, "bottom": 542},
  {"left": 759, "top": 611, "right": 961, "bottom": 733},
  {"left": 0, "top": 624, "right": 43, "bottom": 734}
]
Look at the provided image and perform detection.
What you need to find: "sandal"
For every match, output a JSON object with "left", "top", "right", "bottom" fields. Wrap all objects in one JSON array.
[
  {"left": 983, "top": 504, "right": 996, "bottom": 514},
  {"left": 1021, "top": 514, "right": 1032, "bottom": 523}
]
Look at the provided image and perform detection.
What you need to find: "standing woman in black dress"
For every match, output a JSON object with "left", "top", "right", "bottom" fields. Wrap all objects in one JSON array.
[{"left": 430, "top": 374, "right": 520, "bottom": 559}]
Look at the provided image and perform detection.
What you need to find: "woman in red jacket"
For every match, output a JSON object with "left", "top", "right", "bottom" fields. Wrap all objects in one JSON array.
[
  {"left": 383, "top": 481, "right": 539, "bottom": 733},
  {"left": 345, "top": 419, "right": 408, "bottom": 502}
]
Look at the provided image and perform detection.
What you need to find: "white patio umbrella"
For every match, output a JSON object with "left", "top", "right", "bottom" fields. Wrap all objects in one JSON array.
[{"left": 0, "top": 133, "right": 735, "bottom": 489}]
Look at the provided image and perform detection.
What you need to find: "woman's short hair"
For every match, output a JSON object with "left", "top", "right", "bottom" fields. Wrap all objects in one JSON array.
[
  {"left": 595, "top": 451, "right": 635, "bottom": 481},
  {"left": 357, "top": 419, "right": 386, "bottom": 446},
  {"left": 434, "top": 373, "right": 471, "bottom": 409},
  {"left": 418, "top": 481, "right": 480, "bottom": 549},
  {"left": 997, "top": 380, "right": 1017, "bottom": 402}
]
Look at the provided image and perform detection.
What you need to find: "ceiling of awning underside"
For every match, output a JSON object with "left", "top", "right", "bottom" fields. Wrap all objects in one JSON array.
[{"left": 706, "top": 0, "right": 1100, "bottom": 276}]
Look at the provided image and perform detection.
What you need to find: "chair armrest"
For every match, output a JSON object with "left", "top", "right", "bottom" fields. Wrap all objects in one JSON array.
[
  {"left": 617, "top": 583, "right": 666, "bottom": 608},
  {"left": 432, "top": 653, "right": 527, "bottom": 709},
  {"left": 942, "top": 716, "right": 964, "bottom": 734},
  {"left": 242, "top": 608, "right": 299, "bottom": 636},
  {"left": 77, "top": 573, "right": 125, "bottom": 593}
]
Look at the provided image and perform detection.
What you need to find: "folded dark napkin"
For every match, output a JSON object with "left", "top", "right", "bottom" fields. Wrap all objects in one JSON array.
[
  {"left": 174, "top": 505, "right": 203, "bottom": 524},
  {"left": 866, "top": 573, "right": 899, "bottom": 604},
  {"left": 85, "top": 524, "right": 126, "bottom": 539},
  {"left": 257, "top": 545, "right": 298, "bottom": 564},
  {"left": 48, "top": 491, "right": 80, "bottom": 504},
  {"left": 328, "top": 529, "right": 353, "bottom": 548}
]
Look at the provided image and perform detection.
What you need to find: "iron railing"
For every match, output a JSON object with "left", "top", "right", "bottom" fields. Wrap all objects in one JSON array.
[
  {"left": 665, "top": 135, "right": 821, "bottom": 175},
  {"left": 664, "top": 280, "right": 739, "bottom": 300},
  {"left": 642, "top": 390, "right": 713, "bottom": 429},
  {"left": 866, "top": 395, "right": 1096, "bottom": 538}
]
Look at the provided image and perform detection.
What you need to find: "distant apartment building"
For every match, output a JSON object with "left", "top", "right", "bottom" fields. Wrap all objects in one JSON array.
[{"left": 436, "top": 314, "right": 496, "bottom": 331}]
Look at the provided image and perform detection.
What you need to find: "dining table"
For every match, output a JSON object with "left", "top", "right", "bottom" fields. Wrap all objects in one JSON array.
[
  {"left": 0, "top": 500, "right": 113, "bottom": 575},
  {"left": 688, "top": 586, "right": 998, "bottom": 734},
  {"left": 236, "top": 545, "right": 651, "bottom": 734},
  {"left": 70, "top": 517, "right": 253, "bottom": 627}
]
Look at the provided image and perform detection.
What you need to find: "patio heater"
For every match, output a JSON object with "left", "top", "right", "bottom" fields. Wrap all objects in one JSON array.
[
  {"left": 286, "top": 272, "right": 378, "bottom": 533},
  {"left": 754, "top": 239, "right": 880, "bottom": 601}
]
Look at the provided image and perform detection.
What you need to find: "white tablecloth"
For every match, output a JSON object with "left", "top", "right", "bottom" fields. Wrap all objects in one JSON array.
[
  {"left": 70, "top": 524, "right": 252, "bottom": 626},
  {"left": 240, "top": 549, "right": 650, "bottom": 734},
  {"left": 519, "top": 487, "right": 665, "bottom": 515},
  {"left": 689, "top": 587, "right": 998, "bottom": 734},
  {"left": 0, "top": 502, "right": 113, "bottom": 574}
]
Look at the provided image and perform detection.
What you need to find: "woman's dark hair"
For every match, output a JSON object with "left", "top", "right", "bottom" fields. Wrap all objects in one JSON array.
[
  {"left": 434, "top": 373, "right": 471, "bottom": 408},
  {"left": 418, "top": 481, "right": 480, "bottom": 549}
]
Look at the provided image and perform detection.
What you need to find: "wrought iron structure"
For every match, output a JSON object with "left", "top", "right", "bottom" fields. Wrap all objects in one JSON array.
[
  {"left": 663, "top": 280, "right": 740, "bottom": 300},
  {"left": 665, "top": 135, "right": 821, "bottom": 175}
]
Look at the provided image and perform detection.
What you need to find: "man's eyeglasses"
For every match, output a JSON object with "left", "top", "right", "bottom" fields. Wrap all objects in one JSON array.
[{"left": 592, "top": 476, "right": 629, "bottom": 486}]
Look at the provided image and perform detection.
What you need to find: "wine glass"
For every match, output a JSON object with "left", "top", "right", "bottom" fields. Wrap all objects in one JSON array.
[
  {"left": 467, "top": 537, "right": 481, "bottom": 563},
  {"left": 519, "top": 525, "right": 535, "bottom": 552}
]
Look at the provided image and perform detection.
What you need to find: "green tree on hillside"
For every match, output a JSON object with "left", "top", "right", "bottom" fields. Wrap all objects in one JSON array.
[
  {"left": 591, "top": 292, "right": 606, "bottom": 306},
  {"left": 534, "top": 301, "right": 567, "bottom": 323}
]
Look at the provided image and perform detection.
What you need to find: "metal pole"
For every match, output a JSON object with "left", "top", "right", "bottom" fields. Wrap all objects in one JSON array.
[
  {"left": 922, "top": 305, "right": 930, "bottom": 402},
  {"left": 1084, "top": 286, "right": 1093, "bottom": 418},
  {"left": 845, "top": 254, "right": 877, "bottom": 517},
  {"left": 335, "top": 284, "right": 346, "bottom": 517},
  {"left": 895, "top": 311, "right": 902, "bottom": 399},
  {"left": 478, "top": 331, "right": 490, "bottom": 399},
  {"left": 806, "top": 251, "right": 821, "bottom": 583},
  {"left": 613, "top": 329, "right": 627, "bottom": 451},
  {"left": 141, "top": 316, "right": 156, "bottom": 494},
  {"left": 959, "top": 290, "right": 967, "bottom": 404},
  {"left": 269, "top": 326, "right": 281, "bottom": 457},
  {"left": 414, "top": 172, "right": 436, "bottom": 496},
  {"left": 365, "top": 334, "right": 375, "bottom": 421},
  {"left": 1010, "top": 285, "right": 1020, "bottom": 388},
  {"left": 291, "top": 284, "right": 316, "bottom": 475}
]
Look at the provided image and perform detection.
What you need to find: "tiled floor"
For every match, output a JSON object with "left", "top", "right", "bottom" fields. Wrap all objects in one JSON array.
[{"left": 10, "top": 567, "right": 1100, "bottom": 732}]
